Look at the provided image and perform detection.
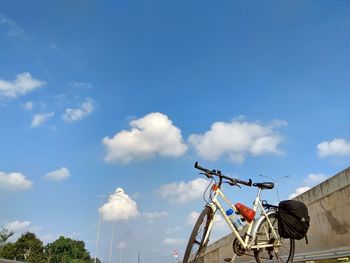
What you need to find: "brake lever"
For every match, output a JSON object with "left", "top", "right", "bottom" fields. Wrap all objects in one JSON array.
[
  {"left": 200, "top": 172, "right": 213, "bottom": 179},
  {"left": 227, "top": 181, "right": 241, "bottom": 188}
]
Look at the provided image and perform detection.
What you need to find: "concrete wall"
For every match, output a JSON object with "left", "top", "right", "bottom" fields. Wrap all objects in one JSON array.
[
  {"left": 293, "top": 166, "right": 350, "bottom": 261},
  {"left": 189, "top": 166, "right": 350, "bottom": 263}
]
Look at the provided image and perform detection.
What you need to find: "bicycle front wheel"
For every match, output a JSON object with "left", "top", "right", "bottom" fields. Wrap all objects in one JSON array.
[
  {"left": 254, "top": 213, "right": 295, "bottom": 263},
  {"left": 182, "top": 206, "right": 214, "bottom": 263}
]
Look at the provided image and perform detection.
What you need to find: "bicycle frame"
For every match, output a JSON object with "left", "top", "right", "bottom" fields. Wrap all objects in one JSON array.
[{"left": 203, "top": 183, "right": 279, "bottom": 251}]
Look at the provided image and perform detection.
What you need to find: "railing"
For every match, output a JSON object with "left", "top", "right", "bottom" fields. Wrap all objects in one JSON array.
[{"left": 293, "top": 246, "right": 350, "bottom": 262}]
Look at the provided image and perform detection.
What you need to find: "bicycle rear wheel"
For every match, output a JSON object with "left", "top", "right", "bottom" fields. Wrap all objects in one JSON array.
[
  {"left": 254, "top": 213, "right": 295, "bottom": 263},
  {"left": 182, "top": 206, "right": 214, "bottom": 263}
]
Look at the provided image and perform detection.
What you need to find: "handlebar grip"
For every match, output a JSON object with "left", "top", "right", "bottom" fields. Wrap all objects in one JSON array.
[
  {"left": 194, "top": 162, "right": 210, "bottom": 173},
  {"left": 194, "top": 162, "right": 252, "bottom": 187},
  {"left": 237, "top": 178, "right": 252, "bottom": 187}
]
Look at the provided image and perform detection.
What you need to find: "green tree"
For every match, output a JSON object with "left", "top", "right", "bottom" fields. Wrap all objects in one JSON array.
[
  {"left": 15, "top": 232, "right": 46, "bottom": 262},
  {"left": 0, "top": 242, "right": 16, "bottom": 259},
  {"left": 0, "top": 228, "right": 14, "bottom": 257},
  {"left": 46, "top": 236, "right": 98, "bottom": 263},
  {"left": 8, "top": 232, "right": 46, "bottom": 263}
]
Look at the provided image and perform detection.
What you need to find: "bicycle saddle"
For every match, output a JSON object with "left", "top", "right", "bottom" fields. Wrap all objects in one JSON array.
[{"left": 253, "top": 182, "right": 274, "bottom": 190}]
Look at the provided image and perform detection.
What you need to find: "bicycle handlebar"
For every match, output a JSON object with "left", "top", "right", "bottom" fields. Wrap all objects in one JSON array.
[{"left": 194, "top": 162, "right": 252, "bottom": 187}]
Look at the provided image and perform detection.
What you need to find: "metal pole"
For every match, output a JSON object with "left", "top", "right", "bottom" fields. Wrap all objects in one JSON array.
[
  {"left": 109, "top": 222, "right": 116, "bottom": 263},
  {"left": 94, "top": 209, "right": 102, "bottom": 263},
  {"left": 259, "top": 174, "right": 290, "bottom": 202}
]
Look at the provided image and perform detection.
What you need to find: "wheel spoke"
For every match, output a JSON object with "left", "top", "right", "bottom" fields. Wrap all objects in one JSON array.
[
  {"left": 254, "top": 213, "right": 295, "bottom": 263},
  {"left": 182, "top": 207, "right": 213, "bottom": 263}
]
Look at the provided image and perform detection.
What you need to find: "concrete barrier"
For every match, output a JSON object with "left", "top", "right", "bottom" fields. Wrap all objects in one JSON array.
[
  {"left": 185, "top": 166, "right": 350, "bottom": 263},
  {"left": 293, "top": 166, "right": 350, "bottom": 259}
]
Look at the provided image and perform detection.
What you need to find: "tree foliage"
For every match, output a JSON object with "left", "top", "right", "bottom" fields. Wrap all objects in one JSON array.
[
  {"left": 0, "top": 228, "right": 15, "bottom": 257},
  {"left": 0, "top": 242, "right": 16, "bottom": 259},
  {"left": 0, "top": 232, "right": 100, "bottom": 263},
  {"left": 46, "top": 236, "right": 95, "bottom": 263},
  {"left": 14, "top": 232, "right": 46, "bottom": 262}
]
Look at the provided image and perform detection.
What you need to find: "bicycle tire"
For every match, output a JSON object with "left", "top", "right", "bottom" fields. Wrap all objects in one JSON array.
[
  {"left": 254, "top": 212, "right": 295, "bottom": 263},
  {"left": 182, "top": 206, "right": 214, "bottom": 263}
]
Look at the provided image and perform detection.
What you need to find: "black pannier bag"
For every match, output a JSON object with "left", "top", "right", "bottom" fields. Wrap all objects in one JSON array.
[{"left": 278, "top": 200, "right": 310, "bottom": 241}]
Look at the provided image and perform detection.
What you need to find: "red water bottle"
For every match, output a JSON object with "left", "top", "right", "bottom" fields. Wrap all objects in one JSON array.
[{"left": 235, "top": 203, "right": 256, "bottom": 223}]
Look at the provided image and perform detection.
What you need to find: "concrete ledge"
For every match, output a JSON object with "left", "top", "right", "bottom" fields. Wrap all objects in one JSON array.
[
  {"left": 293, "top": 246, "right": 350, "bottom": 262},
  {"left": 184, "top": 166, "right": 350, "bottom": 263}
]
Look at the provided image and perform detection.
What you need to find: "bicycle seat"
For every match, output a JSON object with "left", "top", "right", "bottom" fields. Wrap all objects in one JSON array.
[{"left": 253, "top": 182, "right": 274, "bottom": 190}]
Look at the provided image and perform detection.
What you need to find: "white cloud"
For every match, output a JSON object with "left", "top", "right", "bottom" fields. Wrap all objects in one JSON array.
[
  {"left": 157, "top": 178, "right": 209, "bottom": 204},
  {"left": 23, "top": 101, "right": 33, "bottom": 110},
  {"left": 0, "top": 72, "right": 45, "bottom": 98},
  {"left": 117, "top": 242, "right": 129, "bottom": 250},
  {"left": 289, "top": 172, "right": 328, "bottom": 199},
  {"left": 45, "top": 167, "right": 70, "bottom": 181},
  {"left": 189, "top": 119, "right": 285, "bottom": 163},
  {"left": 303, "top": 173, "right": 327, "bottom": 185},
  {"left": 0, "top": 16, "right": 31, "bottom": 41},
  {"left": 68, "top": 81, "right": 92, "bottom": 90},
  {"left": 165, "top": 226, "right": 181, "bottom": 234},
  {"left": 99, "top": 187, "right": 140, "bottom": 221},
  {"left": 163, "top": 238, "right": 186, "bottom": 246},
  {"left": 62, "top": 97, "right": 94, "bottom": 122},
  {"left": 143, "top": 211, "right": 169, "bottom": 222},
  {"left": 30, "top": 112, "right": 54, "bottom": 128},
  {"left": 317, "top": 138, "right": 350, "bottom": 157},
  {"left": 288, "top": 186, "right": 311, "bottom": 199},
  {"left": 102, "top": 112, "right": 188, "bottom": 163},
  {"left": 4, "top": 220, "right": 31, "bottom": 232},
  {"left": 0, "top": 171, "right": 33, "bottom": 191},
  {"left": 186, "top": 211, "right": 200, "bottom": 226},
  {"left": 40, "top": 233, "right": 58, "bottom": 244},
  {"left": 186, "top": 211, "right": 225, "bottom": 229}
]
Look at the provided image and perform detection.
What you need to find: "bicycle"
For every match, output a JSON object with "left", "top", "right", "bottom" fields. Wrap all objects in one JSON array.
[{"left": 183, "top": 162, "right": 295, "bottom": 263}]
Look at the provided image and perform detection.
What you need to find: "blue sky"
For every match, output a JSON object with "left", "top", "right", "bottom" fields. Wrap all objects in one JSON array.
[{"left": 1, "top": 1, "right": 350, "bottom": 262}]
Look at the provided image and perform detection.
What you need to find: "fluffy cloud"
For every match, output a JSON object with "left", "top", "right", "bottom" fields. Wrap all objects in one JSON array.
[
  {"left": 303, "top": 173, "right": 327, "bottom": 185},
  {"left": 186, "top": 211, "right": 200, "bottom": 226},
  {"left": 44, "top": 167, "right": 70, "bottom": 181},
  {"left": 117, "top": 242, "right": 129, "bottom": 250},
  {"left": 99, "top": 188, "right": 140, "bottom": 221},
  {"left": 186, "top": 211, "right": 225, "bottom": 229},
  {"left": 23, "top": 101, "right": 33, "bottom": 110},
  {"left": 317, "top": 138, "right": 350, "bottom": 157},
  {"left": 157, "top": 178, "right": 209, "bottom": 204},
  {"left": 0, "top": 72, "right": 45, "bottom": 98},
  {"left": 289, "top": 173, "right": 328, "bottom": 199},
  {"left": 288, "top": 186, "right": 311, "bottom": 200},
  {"left": 62, "top": 97, "right": 94, "bottom": 122},
  {"left": 30, "top": 112, "right": 55, "bottom": 128},
  {"left": 102, "top": 112, "right": 188, "bottom": 163},
  {"left": 163, "top": 238, "right": 186, "bottom": 246},
  {"left": 189, "top": 119, "right": 285, "bottom": 163},
  {"left": 143, "top": 211, "right": 169, "bottom": 222},
  {"left": 4, "top": 220, "right": 31, "bottom": 232},
  {"left": 0, "top": 171, "right": 33, "bottom": 190}
]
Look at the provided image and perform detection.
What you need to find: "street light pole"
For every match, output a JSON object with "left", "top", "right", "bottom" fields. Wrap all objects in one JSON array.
[
  {"left": 94, "top": 209, "right": 102, "bottom": 263},
  {"left": 259, "top": 174, "right": 290, "bottom": 202},
  {"left": 109, "top": 222, "right": 116, "bottom": 263}
]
